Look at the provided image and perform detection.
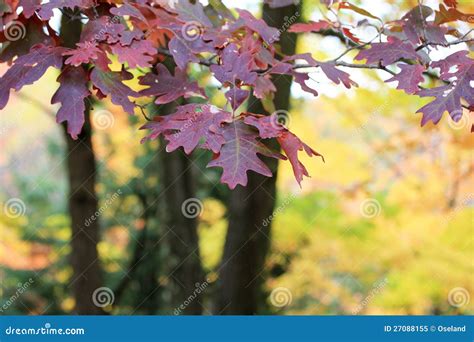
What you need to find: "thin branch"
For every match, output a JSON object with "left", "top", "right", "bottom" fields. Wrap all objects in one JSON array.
[
  {"left": 293, "top": 61, "right": 397, "bottom": 76},
  {"left": 416, "top": 37, "right": 474, "bottom": 51}
]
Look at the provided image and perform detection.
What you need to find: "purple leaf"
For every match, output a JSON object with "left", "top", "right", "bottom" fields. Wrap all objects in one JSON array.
[
  {"left": 0, "top": 44, "right": 65, "bottom": 109},
  {"left": 231, "top": 9, "right": 280, "bottom": 44},
  {"left": 355, "top": 36, "right": 420, "bottom": 66},
  {"left": 111, "top": 40, "right": 156, "bottom": 68},
  {"left": 207, "top": 120, "right": 285, "bottom": 189},
  {"left": 318, "top": 62, "right": 358, "bottom": 88},
  {"left": 141, "top": 104, "right": 232, "bottom": 154},
  {"left": 210, "top": 43, "right": 258, "bottom": 86},
  {"left": 225, "top": 87, "right": 249, "bottom": 111},
  {"left": 139, "top": 64, "right": 206, "bottom": 104},
  {"left": 416, "top": 57, "right": 473, "bottom": 125},
  {"left": 90, "top": 67, "right": 138, "bottom": 114},
  {"left": 386, "top": 64, "right": 425, "bottom": 94},
  {"left": 38, "top": 0, "right": 94, "bottom": 20},
  {"left": 52, "top": 66, "right": 90, "bottom": 139}
]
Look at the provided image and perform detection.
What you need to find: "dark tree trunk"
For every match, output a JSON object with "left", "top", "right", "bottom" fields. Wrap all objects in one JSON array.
[
  {"left": 151, "top": 67, "right": 204, "bottom": 314},
  {"left": 60, "top": 13, "right": 103, "bottom": 315},
  {"left": 217, "top": 3, "right": 300, "bottom": 315},
  {"left": 159, "top": 140, "right": 204, "bottom": 315}
]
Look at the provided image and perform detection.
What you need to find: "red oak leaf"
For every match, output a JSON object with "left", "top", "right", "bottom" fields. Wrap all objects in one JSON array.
[
  {"left": 289, "top": 21, "right": 331, "bottom": 33},
  {"left": 80, "top": 16, "right": 125, "bottom": 44},
  {"left": 444, "top": 0, "right": 457, "bottom": 8},
  {"left": 139, "top": 64, "right": 206, "bottom": 104},
  {"left": 386, "top": 64, "right": 425, "bottom": 94},
  {"left": 339, "top": 1, "right": 381, "bottom": 21},
  {"left": 342, "top": 27, "right": 361, "bottom": 43},
  {"left": 168, "top": 33, "right": 215, "bottom": 70},
  {"left": 244, "top": 113, "right": 323, "bottom": 186},
  {"left": 111, "top": 40, "right": 156, "bottom": 68},
  {"left": 19, "top": 0, "right": 41, "bottom": 18},
  {"left": 90, "top": 68, "right": 138, "bottom": 114},
  {"left": 399, "top": 6, "right": 447, "bottom": 45},
  {"left": 254, "top": 76, "right": 276, "bottom": 99},
  {"left": 225, "top": 88, "right": 250, "bottom": 111},
  {"left": 270, "top": 55, "right": 319, "bottom": 96},
  {"left": 355, "top": 36, "right": 419, "bottom": 66},
  {"left": 318, "top": 62, "right": 358, "bottom": 88},
  {"left": 416, "top": 56, "right": 473, "bottom": 125},
  {"left": 210, "top": 43, "right": 258, "bottom": 86},
  {"left": 278, "top": 130, "right": 323, "bottom": 186},
  {"left": 38, "top": 0, "right": 94, "bottom": 20},
  {"left": 52, "top": 66, "right": 90, "bottom": 139},
  {"left": 231, "top": 9, "right": 280, "bottom": 44},
  {"left": 0, "top": 44, "right": 65, "bottom": 109},
  {"left": 293, "top": 72, "right": 319, "bottom": 97},
  {"left": 172, "top": 0, "right": 213, "bottom": 27},
  {"left": 431, "top": 51, "right": 472, "bottom": 80},
  {"left": 141, "top": 104, "right": 232, "bottom": 154},
  {"left": 63, "top": 42, "right": 108, "bottom": 68},
  {"left": 118, "top": 29, "right": 144, "bottom": 46},
  {"left": 110, "top": 3, "right": 146, "bottom": 22},
  {"left": 434, "top": 4, "right": 474, "bottom": 25},
  {"left": 243, "top": 113, "right": 285, "bottom": 139},
  {"left": 207, "top": 120, "right": 285, "bottom": 189}
]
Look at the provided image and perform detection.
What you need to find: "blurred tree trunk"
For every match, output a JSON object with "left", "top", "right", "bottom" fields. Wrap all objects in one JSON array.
[
  {"left": 217, "top": 2, "right": 300, "bottom": 314},
  {"left": 158, "top": 137, "right": 204, "bottom": 314},
  {"left": 60, "top": 13, "right": 103, "bottom": 315},
  {"left": 152, "top": 59, "right": 204, "bottom": 315}
]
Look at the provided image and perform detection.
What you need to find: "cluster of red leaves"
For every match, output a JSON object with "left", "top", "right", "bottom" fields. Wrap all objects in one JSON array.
[
  {"left": 0, "top": 0, "right": 472, "bottom": 188},
  {"left": 292, "top": 0, "right": 473, "bottom": 128}
]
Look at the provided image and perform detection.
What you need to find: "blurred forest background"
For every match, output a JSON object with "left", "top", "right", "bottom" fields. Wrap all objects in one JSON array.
[{"left": 1, "top": 0, "right": 473, "bottom": 315}]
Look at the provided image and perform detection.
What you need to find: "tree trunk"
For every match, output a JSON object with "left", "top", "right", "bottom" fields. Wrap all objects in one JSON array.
[
  {"left": 159, "top": 140, "right": 204, "bottom": 315},
  {"left": 217, "top": 3, "right": 300, "bottom": 314},
  {"left": 60, "top": 13, "right": 103, "bottom": 315},
  {"left": 151, "top": 65, "right": 204, "bottom": 314}
]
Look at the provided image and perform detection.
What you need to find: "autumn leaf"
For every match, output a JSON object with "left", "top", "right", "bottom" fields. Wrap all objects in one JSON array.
[
  {"left": 207, "top": 120, "right": 285, "bottom": 189},
  {"left": 355, "top": 36, "right": 420, "bottom": 66},
  {"left": 386, "top": 64, "right": 424, "bottom": 94},
  {"left": 52, "top": 66, "right": 90, "bottom": 139},
  {"left": 139, "top": 64, "right": 206, "bottom": 105},
  {"left": 90, "top": 68, "right": 138, "bottom": 114}
]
